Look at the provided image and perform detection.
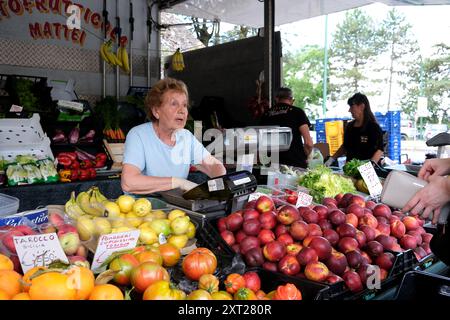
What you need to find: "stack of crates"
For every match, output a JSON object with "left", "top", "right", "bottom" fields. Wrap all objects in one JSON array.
[
  {"left": 316, "top": 117, "right": 350, "bottom": 155},
  {"left": 375, "top": 111, "right": 401, "bottom": 163}
]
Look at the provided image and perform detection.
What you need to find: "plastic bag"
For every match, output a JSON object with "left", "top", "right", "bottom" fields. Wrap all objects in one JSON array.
[
  {"left": 23, "top": 163, "right": 44, "bottom": 184},
  {"left": 6, "top": 163, "right": 28, "bottom": 186},
  {"left": 37, "top": 158, "right": 59, "bottom": 183},
  {"left": 307, "top": 147, "right": 324, "bottom": 169}
]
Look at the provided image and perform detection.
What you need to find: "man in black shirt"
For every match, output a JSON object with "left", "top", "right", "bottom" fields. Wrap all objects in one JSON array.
[{"left": 260, "top": 87, "right": 313, "bottom": 168}]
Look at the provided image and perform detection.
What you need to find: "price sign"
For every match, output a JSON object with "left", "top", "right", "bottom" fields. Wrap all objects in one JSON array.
[
  {"left": 14, "top": 233, "right": 68, "bottom": 274},
  {"left": 358, "top": 162, "right": 383, "bottom": 197},
  {"left": 9, "top": 105, "right": 23, "bottom": 112},
  {"left": 91, "top": 230, "right": 140, "bottom": 272},
  {"left": 296, "top": 191, "right": 313, "bottom": 207},
  {"left": 248, "top": 192, "right": 266, "bottom": 202}
]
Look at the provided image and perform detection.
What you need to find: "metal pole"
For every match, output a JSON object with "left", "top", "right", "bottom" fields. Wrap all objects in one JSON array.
[
  {"left": 147, "top": 3, "right": 152, "bottom": 87},
  {"left": 129, "top": 0, "right": 134, "bottom": 86},
  {"left": 102, "top": 0, "right": 108, "bottom": 98},
  {"left": 322, "top": 14, "right": 328, "bottom": 117},
  {"left": 264, "top": 0, "right": 275, "bottom": 107},
  {"left": 115, "top": 0, "right": 120, "bottom": 101}
]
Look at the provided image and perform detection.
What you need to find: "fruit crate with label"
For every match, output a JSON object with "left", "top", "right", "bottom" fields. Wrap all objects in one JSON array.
[{"left": 103, "top": 139, "right": 124, "bottom": 171}]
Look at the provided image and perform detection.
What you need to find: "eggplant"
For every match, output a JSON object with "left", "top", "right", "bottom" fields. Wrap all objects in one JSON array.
[
  {"left": 52, "top": 129, "right": 67, "bottom": 143},
  {"left": 69, "top": 124, "right": 80, "bottom": 144},
  {"left": 78, "top": 129, "right": 96, "bottom": 143}
]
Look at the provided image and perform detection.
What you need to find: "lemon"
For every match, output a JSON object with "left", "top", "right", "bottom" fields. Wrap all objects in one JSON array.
[
  {"left": 168, "top": 234, "right": 189, "bottom": 249},
  {"left": 93, "top": 217, "right": 112, "bottom": 236},
  {"left": 112, "top": 226, "right": 132, "bottom": 233},
  {"left": 168, "top": 209, "right": 186, "bottom": 221},
  {"left": 116, "top": 195, "right": 135, "bottom": 213},
  {"left": 139, "top": 226, "right": 158, "bottom": 245},
  {"left": 151, "top": 210, "right": 167, "bottom": 219},
  {"left": 186, "top": 221, "right": 196, "bottom": 239},
  {"left": 76, "top": 216, "right": 96, "bottom": 241},
  {"left": 170, "top": 216, "right": 190, "bottom": 235},
  {"left": 103, "top": 201, "right": 121, "bottom": 218},
  {"left": 126, "top": 211, "right": 143, "bottom": 228},
  {"left": 132, "top": 198, "right": 152, "bottom": 217}
]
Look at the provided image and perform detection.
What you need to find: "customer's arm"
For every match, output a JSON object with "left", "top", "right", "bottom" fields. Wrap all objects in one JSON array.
[{"left": 300, "top": 124, "right": 314, "bottom": 157}]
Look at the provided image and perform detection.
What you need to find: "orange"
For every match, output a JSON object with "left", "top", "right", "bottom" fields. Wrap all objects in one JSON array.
[
  {"left": 88, "top": 284, "right": 124, "bottom": 300},
  {"left": 0, "top": 289, "right": 10, "bottom": 300},
  {"left": 22, "top": 266, "right": 46, "bottom": 292},
  {"left": 66, "top": 266, "right": 95, "bottom": 300},
  {"left": 29, "top": 272, "right": 76, "bottom": 300},
  {"left": 0, "top": 270, "right": 22, "bottom": 297},
  {"left": 11, "top": 292, "right": 30, "bottom": 300},
  {"left": 0, "top": 254, "right": 13, "bottom": 271}
]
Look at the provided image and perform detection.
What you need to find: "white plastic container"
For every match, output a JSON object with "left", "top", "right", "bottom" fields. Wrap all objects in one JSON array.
[
  {"left": 0, "top": 193, "right": 20, "bottom": 217},
  {"left": 0, "top": 113, "right": 46, "bottom": 144}
]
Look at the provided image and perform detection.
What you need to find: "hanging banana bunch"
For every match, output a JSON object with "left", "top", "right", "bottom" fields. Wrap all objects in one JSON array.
[
  {"left": 100, "top": 40, "right": 123, "bottom": 68},
  {"left": 118, "top": 44, "right": 130, "bottom": 73},
  {"left": 172, "top": 48, "right": 185, "bottom": 72}
]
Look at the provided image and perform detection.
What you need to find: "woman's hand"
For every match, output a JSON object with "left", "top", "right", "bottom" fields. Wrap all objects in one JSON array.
[
  {"left": 418, "top": 158, "right": 450, "bottom": 181},
  {"left": 171, "top": 177, "right": 198, "bottom": 191},
  {"left": 402, "top": 175, "right": 450, "bottom": 224}
]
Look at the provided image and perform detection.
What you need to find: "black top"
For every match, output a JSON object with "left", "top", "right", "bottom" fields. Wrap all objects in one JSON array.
[
  {"left": 260, "top": 103, "right": 311, "bottom": 168},
  {"left": 343, "top": 120, "right": 384, "bottom": 161}
]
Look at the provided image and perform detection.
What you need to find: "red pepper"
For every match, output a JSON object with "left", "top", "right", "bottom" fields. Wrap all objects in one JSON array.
[
  {"left": 94, "top": 160, "right": 106, "bottom": 168},
  {"left": 78, "top": 169, "right": 90, "bottom": 181},
  {"left": 57, "top": 155, "right": 72, "bottom": 167},
  {"left": 70, "top": 169, "right": 79, "bottom": 181},
  {"left": 58, "top": 152, "right": 77, "bottom": 162},
  {"left": 80, "top": 160, "right": 93, "bottom": 169},
  {"left": 95, "top": 153, "right": 107, "bottom": 162},
  {"left": 70, "top": 160, "right": 80, "bottom": 169},
  {"left": 89, "top": 168, "right": 97, "bottom": 179}
]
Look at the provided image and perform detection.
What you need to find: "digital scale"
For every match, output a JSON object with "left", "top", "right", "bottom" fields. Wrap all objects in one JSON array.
[{"left": 159, "top": 171, "right": 258, "bottom": 221}]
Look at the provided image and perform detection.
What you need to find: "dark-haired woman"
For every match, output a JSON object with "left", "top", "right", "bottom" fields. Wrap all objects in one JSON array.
[{"left": 325, "top": 93, "right": 384, "bottom": 165}]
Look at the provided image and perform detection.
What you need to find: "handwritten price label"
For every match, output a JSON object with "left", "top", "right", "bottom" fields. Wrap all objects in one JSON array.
[
  {"left": 296, "top": 191, "right": 313, "bottom": 207},
  {"left": 14, "top": 233, "right": 68, "bottom": 274},
  {"left": 358, "top": 162, "right": 383, "bottom": 197},
  {"left": 91, "top": 230, "right": 140, "bottom": 272}
]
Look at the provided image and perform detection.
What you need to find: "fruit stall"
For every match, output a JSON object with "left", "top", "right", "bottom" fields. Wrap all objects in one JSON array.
[{"left": 0, "top": 162, "right": 449, "bottom": 302}]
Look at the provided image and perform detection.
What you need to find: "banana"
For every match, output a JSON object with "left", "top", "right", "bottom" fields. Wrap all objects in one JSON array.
[
  {"left": 77, "top": 191, "right": 99, "bottom": 216},
  {"left": 65, "top": 191, "right": 86, "bottom": 220},
  {"left": 88, "top": 189, "right": 106, "bottom": 217},
  {"left": 94, "top": 187, "right": 108, "bottom": 203},
  {"left": 100, "top": 41, "right": 113, "bottom": 65},
  {"left": 172, "top": 48, "right": 185, "bottom": 72},
  {"left": 118, "top": 46, "right": 130, "bottom": 73},
  {"left": 101, "top": 40, "right": 122, "bottom": 67}
]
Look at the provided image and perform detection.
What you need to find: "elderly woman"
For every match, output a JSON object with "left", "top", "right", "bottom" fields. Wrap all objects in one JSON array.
[{"left": 121, "top": 77, "right": 226, "bottom": 194}]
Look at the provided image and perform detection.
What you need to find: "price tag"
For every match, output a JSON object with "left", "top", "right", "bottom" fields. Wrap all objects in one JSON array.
[
  {"left": 91, "top": 230, "right": 140, "bottom": 272},
  {"left": 9, "top": 104, "right": 23, "bottom": 112},
  {"left": 296, "top": 191, "right": 313, "bottom": 207},
  {"left": 208, "top": 178, "right": 225, "bottom": 192},
  {"left": 158, "top": 233, "right": 167, "bottom": 245},
  {"left": 14, "top": 233, "right": 68, "bottom": 274},
  {"left": 248, "top": 192, "right": 266, "bottom": 202},
  {"left": 358, "top": 162, "right": 383, "bottom": 197}
]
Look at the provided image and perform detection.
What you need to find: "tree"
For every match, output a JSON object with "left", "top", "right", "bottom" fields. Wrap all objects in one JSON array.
[
  {"left": 377, "top": 8, "right": 420, "bottom": 110},
  {"left": 329, "top": 9, "right": 382, "bottom": 100},
  {"left": 283, "top": 45, "right": 326, "bottom": 120}
]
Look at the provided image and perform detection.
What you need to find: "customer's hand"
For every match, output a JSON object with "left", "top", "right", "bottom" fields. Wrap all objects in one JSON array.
[
  {"left": 418, "top": 158, "right": 450, "bottom": 181},
  {"left": 402, "top": 175, "right": 450, "bottom": 224},
  {"left": 171, "top": 177, "right": 198, "bottom": 191},
  {"left": 324, "top": 157, "right": 335, "bottom": 167}
]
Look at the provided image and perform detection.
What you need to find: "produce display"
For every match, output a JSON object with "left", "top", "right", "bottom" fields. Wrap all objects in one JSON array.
[
  {"left": 343, "top": 159, "right": 371, "bottom": 194},
  {"left": 95, "top": 97, "right": 126, "bottom": 142},
  {"left": 218, "top": 192, "right": 433, "bottom": 294},
  {"left": 52, "top": 126, "right": 96, "bottom": 144},
  {"left": 56, "top": 150, "right": 108, "bottom": 182}
]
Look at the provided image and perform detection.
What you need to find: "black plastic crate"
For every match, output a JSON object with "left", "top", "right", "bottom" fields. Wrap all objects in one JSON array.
[{"left": 394, "top": 270, "right": 450, "bottom": 300}]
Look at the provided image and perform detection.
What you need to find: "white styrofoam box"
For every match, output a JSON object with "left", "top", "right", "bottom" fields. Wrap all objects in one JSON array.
[
  {"left": 0, "top": 137, "right": 54, "bottom": 161},
  {"left": 0, "top": 113, "right": 47, "bottom": 144}
]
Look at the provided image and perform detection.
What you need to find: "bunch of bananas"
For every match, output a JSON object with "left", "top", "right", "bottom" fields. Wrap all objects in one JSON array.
[
  {"left": 100, "top": 40, "right": 130, "bottom": 73},
  {"left": 65, "top": 186, "right": 108, "bottom": 220},
  {"left": 171, "top": 48, "right": 185, "bottom": 72}
]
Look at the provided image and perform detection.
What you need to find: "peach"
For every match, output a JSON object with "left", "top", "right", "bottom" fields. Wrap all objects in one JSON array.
[
  {"left": 338, "top": 237, "right": 359, "bottom": 253},
  {"left": 255, "top": 195, "right": 275, "bottom": 214},
  {"left": 348, "top": 195, "right": 366, "bottom": 208},
  {"left": 346, "top": 204, "right": 365, "bottom": 218},
  {"left": 302, "top": 209, "right": 319, "bottom": 224},
  {"left": 421, "top": 233, "right": 433, "bottom": 244},
  {"left": 366, "top": 241, "right": 384, "bottom": 257},
  {"left": 313, "top": 205, "right": 329, "bottom": 220},
  {"left": 372, "top": 204, "right": 392, "bottom": 219},
  {"left": 307, "top": 223, "right": 323, "bottom": 237},
  {"left": 226, "top": 213, "right": 244, "bottom": 231},
  {"left": 325, "top": 251, "right": 348, "bottom": 276},
  {"left": 337, "top": 223, "right": 357, "bottom": 238},
  {"left": 375, "top": 252, "right": 395, "bottom": 271},
  {"left": 286, "top": 243, "right": 303, "bottom": 256},
  {"left": 217, "top": 217, "right": 227, "bottom": 232},
  {"left": 359, "top": 225, "right": 377, "bottom": 242},
  {"left": 375, "top": 234, "right": 397, "bottom": 251},
  {"left": 304, "top": 261, "right": 329, "bottom": 282},
  {"left": 342, "top": 270, "right": 363, "bottom": 292},
  {"left": 259, "top": 211, "right": 277, "bottom": 230},
  {"left": 235, "top": 230, "right": 247, "bottom": 243},
  {"left": 274, "top": 224, "right": 288, "bottom": 238},
  {"left": 376, "top": 223, "right": 391, "bottom": 236},
  {"left": 329, "top": 209, "right": 346, "bottom": 226},
  {"left": 276, "top": 205, "right": 300, "bottom": 225},
  {"left": 277, "top": 233, "right": 294, "bottom": 246},
  {"left": 345, "top": 213, "right": 359, "bottom": 228},
  {"left": 289, "top": 220, "right": 309, "bottom": 241},
  {"left": 220, "top": 230, "right": 235, "bottom": 246},
  {"left": 407, "top": 231, "right": 423, "bottom": 246},
  {"left": 309, "top": 236, "right": 332, "bottom": 261},
  {"left": 365, "top": 200, "right": 377, "bottom": 210},
  {"left": 355, "top": 230, "right": 367, "bottom": 248},
  {"left": 278, "top": 255, "right": 301, "bottom": 276},
  {"left": 303, "top": 235, "right": 318, "bottom": 247},
  {"left": 326, "top": 274, "right": 344, "bottom": 284},
  {"left": 296, "top": 247, "right": 319, "bottom": 266},
  {"left": 258, "top": 229, "right": 275, "bottom": 245},
  {"left": 390, "top": 220, "right": 406, "bottom": 239},
  {"left": 359, "top": 213, "right": 378, "bottom": 229},
  {"left": 346, "top": 250, "right": 363, "bottom": 269},
  {"left": 242, "top": 218, "right": 261, "bottom": 236},
  {"left": 318, "top": 219, "right": 333, "bottom": 231},
  {"left": 243, "top": 209, "right": 260, "bottom": 221},
  {"left": 402, "top": 216, "right": 420, "bottom": 231},
  {"left": 263, "top": 240, "right": 286, "bottom": 262},
  {"left": 323, "top": 229, "right": 339, "bottom": 246}
]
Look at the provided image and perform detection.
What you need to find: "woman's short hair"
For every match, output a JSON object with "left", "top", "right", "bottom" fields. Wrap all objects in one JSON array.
[{"left": 145, "top": 77, "right": 189, "bottom": 121}]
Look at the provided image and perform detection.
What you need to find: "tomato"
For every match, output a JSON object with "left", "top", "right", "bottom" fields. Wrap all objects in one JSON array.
[
  {"left": 135, "top": 249, "right": 163, "bottom": 265},
  {"left": 182, "top": 248, "right": 217, "bottom": 281},
  {"left": 273, "top": 283, "right": 302, "bottom": 300},
  {"left": 234, "top": 287, "right": 257, "bottom": 300},
  {"left": 130, "top": 262, "right": 170, "bottom": 293},
  {"left": 211, "top": 291, "right": 233, "bottom": 300},
  {"left": 187, "top": 289, "right": 212, "bottom": 300},
  {"left": 243, "top": 271, "right": 261, "bottom": 292},
  {"left": 224, "top": 273, "right": 245, "bottom": 294},
  {"left": 255, "top": 290, "right": 267, "bottom": 300},
  {"left": 109, "top": 254, "right": 140, "bottom": 286},
  {"left": 158, "top": 243, "right": 181, "bottom": 267},
  {"left": 143, "top": 280, "right": 186, "bottom": 300},
  {"left": 198, "top": 274, "right": 219, "bottom": 293}
]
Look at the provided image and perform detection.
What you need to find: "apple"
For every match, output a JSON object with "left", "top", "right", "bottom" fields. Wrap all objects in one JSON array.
[
  {"left": 372, "top": 204, "right": 392, "bottom": 219},
  {"left": 262, "top": 261, "right": 278, "bottom": 272},
  {"left": 376, "top": 217, "right": 389, "bottom": 225},
  {"left": 57, "top": 224, "right": 78, "bottom": 236},
  {"left": 365, "top": 200, "right": 376, "bottom": 210},
  {"left": 366, "top": 241, "right": 384, "bottom": 257},
  {"left": 289, "top": 220, "right": 309, "bottom": 241},
  {"left": 302, "top": 209, "right": 319, "bottom": 224},
  {"left": 355, "top": 230, "right": 367, "bottom": 248},
  {"left": 59, "top": 232, "right": 81, "bottom": 256},
  {"left": 259, "top": 211, "right": 277, "bottom": 230},
  {"left": 239, "top": 236, "right": 260, "bottom": 255},
  {"left": 375, "top": 252, "right": 395, "bottom": 270},
  {"left": 302, "top": 235, "right": 318, "bottom": 247},
  {"left": 245, "top": 200, "right": 257, "bottom": 210},
  {"left": 1, "top": 230, "right": 23, "bottom": 254},
  {"left": 304, "top": 261, "right": 329, "bottom": 282},
  {"left": 346, "top": 250, "right": 363, "bottom": 269},
  {"left": 278, "top": 255, "right": 301, "bottom": 276},
  {"left": 307, "top": 223, "right": 323, "bottom": 237},
  {"left": 243, "top": 271, "right": 261, "bottom": 292},
  {"left": 342, "top": 270, "right": 363, "bottom": 292},
  {"left": 313, "top": 205, "right": 329, "bottom": 220},
  {"left": 359, "top": 213, "right": 378, "bottom": 229},
  {"left": 263, "top": 240, "right": 286, "bottom": 262},
  {"left": 402, "top": 216, "right": 420, "bottom": 231},
  {"left": 390, "top": 220, "right": 406, "bottom": 239},
  {"left": 296, "top": 247, "right": 318, "bottom": 266},
  {"left": 276, "top": 205, "right": 300, "bottom": 225},
  {"left": 329, "top": 209, "right": 346, "bottom": 226},
  {"left": 326, "top": 274, "right": 344, "bottom": 284},
  {"left": 274, "top": 224, "right": 289, "bottom": 238},
  {"left": 336, "top": 223, "right": 357, "bottom": 238},
  {"left": 226, "top": 213, "right": 244, "bottom": 232},
  {"left": 48, "top": 212, "right": 65, "bottom": 228},
  {"left": 277, "top": 233, "right": 294, "bottom": 246},
  {"left": 375, "top": 234, "right": 397, "bottom": 251},
  {"left": 338, "top": 237, "right": 359, "bottom": 253},
  {"left": 325, "top": 251, "right": 348, "bottom": 276},
  {"left": 217, "top": 217, "right": 228, "bottom": 232},
  {"left": 12, "top": 225, "right": 36, "bottom": 236},
  {"left": 323, "top": 229, "right": 339, "bottom": 246},
  {"left": 348, "top": 195, "right": 366, "bottom": 208},
  {"left": 286, "top": 243, "right": 303, "bottom": 256},
  {"left": 322, "top": 197, "right": 338, "bottom": 207},
  {"left": 258, "top": 229, "right": 276, "bottom": 245},
  {"left": 244, "top": 247, "right": 265, "bottom": 267},
  {"left": 318, "top": 219, "right": 333, "bottom": 231},
  {"left": 359, "top": 225, "right": 377, "bottom": 242},
  {"left": 309, "top": 236, "right": 332, "bottom": 261},
  {"left": 220, "top": 230, "right": 235, "bottom": 246},
  {"left": 243, "top": 209, "right": 260, "bottom": 221},
  {"left": 235, "top": 230, "right": 247, "bottom": 243},
  {"left": 255, "top": 195, "right": 275, "bottom": 214},
  {"left": 242, "top": 218, "right": 261, "bottom": 236}
]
